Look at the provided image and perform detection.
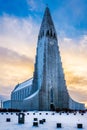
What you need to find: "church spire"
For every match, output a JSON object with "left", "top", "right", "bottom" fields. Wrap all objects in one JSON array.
[{"left": 38, "top": 7, "right": 57, "bottom": 40}]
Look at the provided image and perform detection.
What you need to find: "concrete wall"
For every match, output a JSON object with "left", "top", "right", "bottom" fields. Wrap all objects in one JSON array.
[
  {"left": 3, "top": 100, "right": 11, "bottom": 109},
  {"left": 11, "top": 100, "right": 23, "bottom": 110},
  {"left": 69, "top": 97, "right": 85, "bottom": 110},
  {"left": 23, "top": 90, "right": 39, "bottom": 111},
  {"left": 37, "top": 36, "right": 70, "bottom": 110}
]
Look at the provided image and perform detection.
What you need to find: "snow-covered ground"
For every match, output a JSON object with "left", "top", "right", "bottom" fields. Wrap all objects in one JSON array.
[{"left": 0, "top": 111, "right": 87, "bottom": 130}]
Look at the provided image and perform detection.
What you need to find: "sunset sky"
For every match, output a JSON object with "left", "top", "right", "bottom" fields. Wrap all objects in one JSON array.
[{"left": 0, "top": 0, "right": 87, "bottom": 107}]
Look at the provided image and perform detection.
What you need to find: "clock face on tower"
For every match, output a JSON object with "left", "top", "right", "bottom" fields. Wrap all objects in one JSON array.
[{"left": 50, "top": 41, "right": 54, "bottom": 45}]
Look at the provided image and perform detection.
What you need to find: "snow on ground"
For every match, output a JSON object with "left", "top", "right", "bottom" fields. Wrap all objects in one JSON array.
[{"left": 0, "top": 111, "right": 87, "bottom": 130}]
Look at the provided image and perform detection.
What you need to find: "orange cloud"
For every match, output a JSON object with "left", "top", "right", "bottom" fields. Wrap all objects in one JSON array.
[
  {"left": 59, "top": 36, "right": 87, "bottom": 107},
  {"left": 0, "top": 47, "right": 34, "bottom": 96}
]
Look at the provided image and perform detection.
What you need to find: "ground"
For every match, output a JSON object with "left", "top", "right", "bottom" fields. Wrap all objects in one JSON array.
[{"left": 0, "top": 111, "right": 87, "bottom": 130}]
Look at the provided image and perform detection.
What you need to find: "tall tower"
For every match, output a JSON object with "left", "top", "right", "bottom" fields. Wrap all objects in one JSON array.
[
  {"left": 31, "top": 7, "right": 69, "bottom": 110},
  {"left": 9, "top": 6, "right": 85, "bottom": 111}
]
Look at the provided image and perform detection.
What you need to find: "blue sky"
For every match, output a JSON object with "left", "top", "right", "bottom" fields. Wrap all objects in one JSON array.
[
  {"left": 0, "top": 0, "right": 87, "bottom": 107},
  {"left": 0, "top": 0, "right": 87, "bottom": 31},
  {"left": 0, "top": 0, "right": 87, "bottom": 37}
]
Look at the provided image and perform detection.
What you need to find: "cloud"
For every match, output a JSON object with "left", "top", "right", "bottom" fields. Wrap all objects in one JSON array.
[
  {"left": 0, "top": 94, "right": 8, "bottom": 101},
  {"left": 60, "top": 35, "right": 87, "bottom": 65},
  {"left": 0, "top": 14, "right": 40, "bottom": 98},
  {"left": 27, "top": 0, "right": 38, "bottom": 11},
  {"left": 53, "top": 0, "right": 87, "bottom": 38},
  {"left": 0, "top": 46, "right": 34, "bottom": 97},
  {"left": 0, "top": 86, "right": 12, "bottom": 99},
  {"left": 0, "top": 46, "right": 33, "bottom": 65},
  {"left": 0, "top": 94, "right": 8, "bottom": 107},
  {"left": 27, "top": 0, "right": 45, "bottom": 12},
  {"left": 0, "top": 14, "right": 39, "bottom": 58}
]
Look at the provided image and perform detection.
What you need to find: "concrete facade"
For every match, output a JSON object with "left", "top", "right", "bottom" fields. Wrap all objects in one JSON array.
[
  {"left": 3, "top": 100, "right": 11, "bottom": 109},
  {"left": 3, "top": 7, "right": 85, "bottom": 111}
]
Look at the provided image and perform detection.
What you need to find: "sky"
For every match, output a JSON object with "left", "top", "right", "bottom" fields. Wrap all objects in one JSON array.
[{"left": 0, "top": 0, "right": 87, "bottom": 107}]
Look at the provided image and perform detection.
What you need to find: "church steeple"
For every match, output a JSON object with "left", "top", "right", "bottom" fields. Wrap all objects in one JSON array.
[
  {"left": 10, "top": 6, "right": 85, "bottom": 111},
  {"left": 38, "top": 7, "right": 57, "bottom": 40}
]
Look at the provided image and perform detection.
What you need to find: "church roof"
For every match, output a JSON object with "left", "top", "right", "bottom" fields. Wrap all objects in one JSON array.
[
  {"left": 41, "top": 7, "right": 54, "bottom": 27},
  {"left": 38, "top": 6, "right": 57, "bottom": 38},
  {"left": 24, "top": 90, "right": 39, "bottom": 101},
  {"left": 13, "top": 78, "right": 33, "bottom": 92}
]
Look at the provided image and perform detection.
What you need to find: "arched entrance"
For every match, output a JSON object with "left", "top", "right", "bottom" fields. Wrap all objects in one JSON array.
[
  {"left": 50, "top": 87, "right": 55, "bottom": 111},
  {"left": 50, "top": 103, "right": 55, "bottom": 111}
]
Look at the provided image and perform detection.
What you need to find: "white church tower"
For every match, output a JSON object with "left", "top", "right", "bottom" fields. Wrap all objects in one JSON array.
[
  {"left": 4, "top": 7, "right": 84, "bottom": 111},
  {"left": 31, "top": 6, "right": 69, "bottom": 110}
]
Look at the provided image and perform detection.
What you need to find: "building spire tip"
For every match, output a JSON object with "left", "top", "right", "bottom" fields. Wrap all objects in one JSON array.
[{"left": 46, "top": 3, "right": 48, "bottom": 8}]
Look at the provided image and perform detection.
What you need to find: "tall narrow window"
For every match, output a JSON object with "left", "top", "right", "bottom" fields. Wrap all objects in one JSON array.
[
  {"left": 50, "top": 30, "right": 52, "bottom": 37},
  {"left": 50, "top": 87, "right": 53, "bottom": 103},
  {"left": 46, "top": 30, "right": 49, "bottom": 36},
  {"left": 54, "top": 33, "right": 56, "bottom": 38}
]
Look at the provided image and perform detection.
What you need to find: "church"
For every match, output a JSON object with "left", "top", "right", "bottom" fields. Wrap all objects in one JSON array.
[{"left": 3, "top": 7, "right": 85, "bottom": 111}]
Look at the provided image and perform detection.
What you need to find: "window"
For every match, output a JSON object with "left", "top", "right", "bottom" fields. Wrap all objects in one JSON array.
[
  {"left": 46, "top": 30, "right": 49, "bottom": 36},
  {"left": 54, "top": 33, "right": 56, "bottom": 38},
  {"left": 50, "top": 30, "right": 52, "bottom": 37}
]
